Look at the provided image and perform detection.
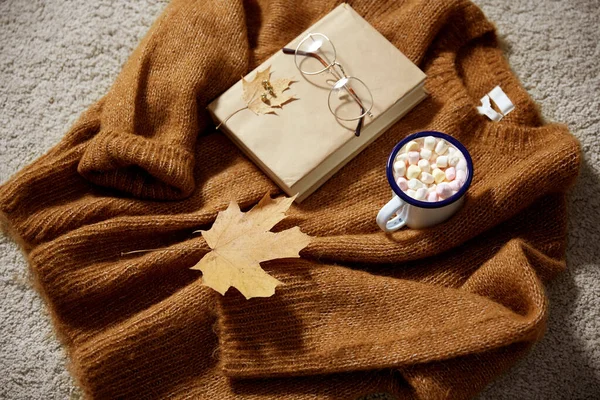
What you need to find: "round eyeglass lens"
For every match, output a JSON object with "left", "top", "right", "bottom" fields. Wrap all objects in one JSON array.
[
  {"left": 295, "top": 33, "right": 336, "bottom": 75},
  {"left": 327, "top": 76, "right": 373, "bottom": 121}
]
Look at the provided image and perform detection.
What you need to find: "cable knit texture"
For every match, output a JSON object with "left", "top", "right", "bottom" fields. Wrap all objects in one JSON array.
[{"left": 0, "top": 0, "right": 580, "bottom": 399}]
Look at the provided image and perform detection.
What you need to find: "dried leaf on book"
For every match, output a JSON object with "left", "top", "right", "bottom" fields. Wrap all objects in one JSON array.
[
  {"left": 190, "top": 194, "right": 311, "bottom": 299},
  {"left": 242, "top": 66, "right": 296, "bottom": 115}
]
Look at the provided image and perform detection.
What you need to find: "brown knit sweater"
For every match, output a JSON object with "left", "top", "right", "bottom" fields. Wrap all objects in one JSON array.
[{"left": 0, "top": 0, "right": 580, "bottom": 399}]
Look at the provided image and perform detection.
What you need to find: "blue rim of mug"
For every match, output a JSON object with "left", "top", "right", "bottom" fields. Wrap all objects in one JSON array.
[{"left": 386, "top": 130, "right": 474, "bottom": 209}]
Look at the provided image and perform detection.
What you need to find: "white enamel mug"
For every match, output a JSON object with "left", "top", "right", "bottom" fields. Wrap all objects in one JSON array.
[{"left": 376, "top": 131, "right": 473, "bottom": 232}]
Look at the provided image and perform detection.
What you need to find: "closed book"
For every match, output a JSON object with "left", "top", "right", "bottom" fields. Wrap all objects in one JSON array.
[{"left": 208, "top": 3, "right": 426, "bottom": 202}]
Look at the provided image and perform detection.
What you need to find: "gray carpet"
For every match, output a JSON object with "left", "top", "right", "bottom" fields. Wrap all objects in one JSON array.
[{"left": 0, "top": 0, "right": 598, "bottom": 398}]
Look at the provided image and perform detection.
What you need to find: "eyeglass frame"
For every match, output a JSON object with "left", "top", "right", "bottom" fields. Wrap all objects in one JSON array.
[{"left": 282, "top": 33, "right": 374, "bottom": 137}]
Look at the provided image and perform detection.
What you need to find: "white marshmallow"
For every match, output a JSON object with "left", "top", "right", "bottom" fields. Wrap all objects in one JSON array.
[
  {"left": 406, "top": 165, "right": 421, "bottom": 179},
  {"left": 447, "top": 147, "right": 456, "bottom": 155},
  {"left": 427, "top": 184, "right": 437, "bottom": 193},
  {"left": 432, "top": 168, "right": 446, "bottom": 184},
  {"left": 406, "top": 189, "right": 417, "bottom": 198},
  {"left": 435, "top": 139, "right": 449, "bottom": 155},
  {"left": 420, "top": 172, "right": 434, "bottom": 184},
  {"left": 456, "top": 169, "right": 467, "bottom": 184},
  {"left": 393, "top": 161, "right": 406, "bottom": 177},
  {"left": 396, "top": 177, "right": 408, "bottom": 191},
  {"left": 449, "top": 180, "right": 460, "bottom": 191},
  {"left": 430, "top": 163, "right": 438, "bottom": 170},
  {"left": 405, "top": 140, "right": 419, "bottom": 152},
  {"left": 424, "top": 136, "right": 436, "bottom": 150},
  {"left": 448, "top": 154, "right": 460, "bottom": 167},
  {"left": 427, "top": 191, "right": 438, "bottom": 202},
  {"left": 415, "top": 188, "right": 428, "bottom": 200},
  {"left": 445, "top": 167, "right": 456, "bottom": 181},
  {"left": 436, "top": 156, "right": 448, "bottom": 168},
  {"left": 417, "top": 159, "right": 430, "bottom": 173},
  {"left": 420, "top": 148, "right": 432, "bottom": 160},
  {"left": 397, "top": 153, "right": 408, "bottom": 164},
  {"left": 408, "top": 151, "right": 420, "bottom": 165},
  {"left": 436, "top": 182, "right": 452, "bottom": 199},
  {"left": 408, "top": 178, "right": 423, "bottom": 190},
  {"left": 456, "top": 158, "right": 468, "bottom": 172}
]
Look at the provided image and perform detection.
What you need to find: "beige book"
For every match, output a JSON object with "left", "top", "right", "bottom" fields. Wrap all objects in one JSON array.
[{"left": 208, "top": 3, "right": 426, "bottom": 202}]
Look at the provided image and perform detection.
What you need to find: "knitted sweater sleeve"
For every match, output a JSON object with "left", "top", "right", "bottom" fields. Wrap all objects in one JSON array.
[{"left": 76, "top": 0, "right": 250, "bottom": 200}]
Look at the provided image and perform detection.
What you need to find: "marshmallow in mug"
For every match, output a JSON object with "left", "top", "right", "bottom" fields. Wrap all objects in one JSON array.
[{"left": 392, "top": 136, "right": 469, "bottom": 202}]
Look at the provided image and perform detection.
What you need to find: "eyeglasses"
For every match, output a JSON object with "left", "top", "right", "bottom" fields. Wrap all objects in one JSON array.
[{"left": 282, "top": 33, "right": 374, "bottom": 136}]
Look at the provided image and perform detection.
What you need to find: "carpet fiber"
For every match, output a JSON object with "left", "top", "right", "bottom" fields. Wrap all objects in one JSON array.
[{"left": 0, "top": 0, "right": 598, "bottom": 398}]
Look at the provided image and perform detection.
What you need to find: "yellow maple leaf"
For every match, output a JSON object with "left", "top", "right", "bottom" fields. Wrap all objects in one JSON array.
[
  {"left": 190, "top": 194, "right": 311, "bottom": 299},
  {"left": 241, "top": 66, "right": 296, "bottom": 115}
]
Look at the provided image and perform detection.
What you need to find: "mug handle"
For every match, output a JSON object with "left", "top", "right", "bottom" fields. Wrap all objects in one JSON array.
[{"left": 376, "top": 195, "right": 407, "bottom": 232}]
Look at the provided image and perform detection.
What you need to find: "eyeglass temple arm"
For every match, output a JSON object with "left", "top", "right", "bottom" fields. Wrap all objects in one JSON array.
[{"left": 282, "top": 47, "right": 365, "bottom": 137}]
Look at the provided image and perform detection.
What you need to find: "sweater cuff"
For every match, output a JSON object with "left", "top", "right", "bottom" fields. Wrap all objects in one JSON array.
[{"left": 78, "top": 131, "right": 195, "bottom": 200}]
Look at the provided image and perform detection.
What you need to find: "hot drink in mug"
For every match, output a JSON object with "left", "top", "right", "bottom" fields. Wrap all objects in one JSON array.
[{"left": 376, "top": 131, "right": 473, "bottom": 232}]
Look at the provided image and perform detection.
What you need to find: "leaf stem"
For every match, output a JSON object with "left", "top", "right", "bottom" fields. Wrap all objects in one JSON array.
[
  {"left": 120, "top": 247, "right": 174, "bottom": 256},
  {"left": 215, "top": 106, "right": 248, "bottom": 129}
]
